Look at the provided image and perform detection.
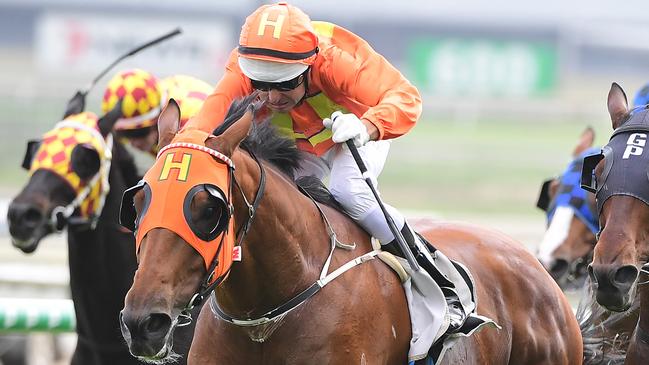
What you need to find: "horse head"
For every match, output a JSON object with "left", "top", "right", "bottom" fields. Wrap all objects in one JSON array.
[
  {"left": 536, "top": 127, "right": 598, "bottom": 289},
  {"left": 119, "top": 97, "right": 264, "bottom": 361},
  {"left": 7, "top": 102, "right": 123, "bottom": 253},
  {"left": 582, "top": 83, "right": 649, "bottom": 312}
]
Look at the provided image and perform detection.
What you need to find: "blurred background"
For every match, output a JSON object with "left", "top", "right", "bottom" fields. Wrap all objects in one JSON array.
[{"left": 0, "top": 0, "right": 648, "bottom": 363}]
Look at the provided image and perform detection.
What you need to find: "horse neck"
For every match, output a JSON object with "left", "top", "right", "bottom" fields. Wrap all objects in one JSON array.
[
  {"left": 215, "top": 150, "right": 332, "bottom": 316},
  {"left": 66, "top": 141, "right": 138, "bottom": 337}
]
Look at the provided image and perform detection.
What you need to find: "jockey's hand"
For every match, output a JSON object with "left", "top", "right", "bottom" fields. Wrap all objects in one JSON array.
[{"left": 323, "top": 111, "right": 371, "bottom": 147}]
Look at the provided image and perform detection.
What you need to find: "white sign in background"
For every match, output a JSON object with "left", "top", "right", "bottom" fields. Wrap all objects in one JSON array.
[{"left": 34, "top": 12, "right": 235, "bottom": 82}]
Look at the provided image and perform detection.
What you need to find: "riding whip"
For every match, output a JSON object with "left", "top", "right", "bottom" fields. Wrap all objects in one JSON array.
[
  {"left": 63, "top": 28, "right": 183, "bottom": 118},
  {"left": 344, "top": 139, "right": 421, "bottom": 271}
]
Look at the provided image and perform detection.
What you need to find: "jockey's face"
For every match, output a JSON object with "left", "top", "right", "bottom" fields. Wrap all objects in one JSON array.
[{"left": 253, "top": 73, "right": 306, "bottom": 113}]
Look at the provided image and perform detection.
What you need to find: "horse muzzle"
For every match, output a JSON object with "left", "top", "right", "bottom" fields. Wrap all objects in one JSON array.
[
  {"left": 7, "top": 201, "right": 49, "bottom": 253},
  {"left": 588, "top": 263, "right": 638, "bottom": 311},
  {"left": 120, "top": 310, "right": 174, "bottom": 359}
]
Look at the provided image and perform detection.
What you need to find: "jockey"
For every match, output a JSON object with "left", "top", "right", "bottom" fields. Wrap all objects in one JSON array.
[
  {"left": 184, "top": 2, "right": 470, "bottom": 329},
  {"left": 101, "top": 69, "right": 213, "bottom": 156},
  {"left": 633, "top": 82, "right": 649, "bottom": 108}
]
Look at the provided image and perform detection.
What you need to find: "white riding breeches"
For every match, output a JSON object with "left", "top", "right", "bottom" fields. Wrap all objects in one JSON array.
[{"left": 294, "top": 140, "right": 405, "bottom": 244}]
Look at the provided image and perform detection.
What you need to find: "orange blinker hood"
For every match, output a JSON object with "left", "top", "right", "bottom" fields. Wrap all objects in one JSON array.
[{"left": 133, "top": 129, "right": 236, "bottom": 283}]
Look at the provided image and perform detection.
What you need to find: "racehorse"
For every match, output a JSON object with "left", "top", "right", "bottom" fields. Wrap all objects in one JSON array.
[
  {"left": 119, "top": 96, "right": 582, "bottom": 364},
  {"left": 581, "top": 83, "right": 649, "bottom": 364},
  {"left": 537, "top": 126, "right": 640, "bottom": 364},
  {"left": 536, "top": 127, "right": 599, "bottom": 290},
  {"left": 6, "top": 105, "right": 196, "bottom": 365}
]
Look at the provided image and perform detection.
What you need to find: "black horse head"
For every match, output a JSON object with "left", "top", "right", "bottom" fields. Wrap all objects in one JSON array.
[{"left": 7, "top": 101, "right": 126, "bottom": 253}]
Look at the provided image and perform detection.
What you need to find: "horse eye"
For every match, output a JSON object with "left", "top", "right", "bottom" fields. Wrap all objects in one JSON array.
[
  {"left": 203, "top": 206, "right": 216, "bottom": 219},
  {"left": 194, "top": 203, "right": 222, "bottom": 235}
]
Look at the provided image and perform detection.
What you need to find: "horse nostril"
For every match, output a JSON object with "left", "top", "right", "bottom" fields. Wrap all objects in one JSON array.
[
  {"left": 587, "top": 264, "right": 596, "bottom": 285},
  {"left": 142, "top": 313, "right": 172, "bottom": 339},
  {"left": 8, "top": 203, "right": 43, "bottom": 228},
  {"left": 22, "top": 207, "right": 43, "bottom": 226},
  {"left": 613, "top": 265, "right": 638, "bottom": 286}
]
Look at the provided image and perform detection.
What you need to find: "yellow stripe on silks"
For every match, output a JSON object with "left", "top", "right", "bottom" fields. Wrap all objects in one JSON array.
[
  {"left": 271, "top": 113, "right": 307, "bottom": 140},
  {"left": 306, "top": 93, "right": 348, "bottom": 120},
  {"left": 304, "top": 93, "right": 347, "bottom": 145},
  {"left": 312, "top": 21, "right": 335, "bottom": 38},
  {"left": 308, "top": 128, "right": 333, "bottom": 146},
  {"left": 270, "top": 92, "right": 351, "bottom": 152}
]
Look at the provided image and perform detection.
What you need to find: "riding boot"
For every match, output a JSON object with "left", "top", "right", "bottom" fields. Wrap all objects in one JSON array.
[{"left": 383, "top": 223, "right": 468, "bottom": 333}]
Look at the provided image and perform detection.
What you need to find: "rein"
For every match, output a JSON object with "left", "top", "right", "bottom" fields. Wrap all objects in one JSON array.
[
  {"left": 208, "top": 177, "right": 381, "bottom": 342},
  {"left": 179, "top": 149, "right": 266, "bottom": 325}
]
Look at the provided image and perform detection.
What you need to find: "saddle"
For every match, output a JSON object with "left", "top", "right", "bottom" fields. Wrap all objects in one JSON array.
[
  {"left": 376, "top": 235, "right": 499, "bottom": 364},
  {"left": 295, "top": 176, "right": 498, "bottom": 363}
]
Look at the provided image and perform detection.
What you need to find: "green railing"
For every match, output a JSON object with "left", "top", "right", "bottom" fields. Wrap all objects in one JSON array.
[{"left": 0, "top": 298, "right": 75, "bottom": 333}]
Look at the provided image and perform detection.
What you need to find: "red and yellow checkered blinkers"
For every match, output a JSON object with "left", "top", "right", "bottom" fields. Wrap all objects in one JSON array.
[{"left": 30, "top": 112, "right": 112, "bottom": 219}]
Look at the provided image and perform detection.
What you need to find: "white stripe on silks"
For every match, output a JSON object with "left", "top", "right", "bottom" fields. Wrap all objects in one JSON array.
[{"left": 537, "top": 206, "right": 574, "bottom": 267}]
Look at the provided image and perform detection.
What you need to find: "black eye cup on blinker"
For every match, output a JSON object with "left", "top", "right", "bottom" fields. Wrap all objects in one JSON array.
[
  {"left": 183, "top": 184, "right": 231, "bottom": 242},
  {"left": 22, "top": 139, "right": 42, "bottom": 170},
  {"left": 119, "top": 181, "right": 150, "bottom": 232},
  {"left": 581, "top": 153, "right": 605, "bottom": 194}
]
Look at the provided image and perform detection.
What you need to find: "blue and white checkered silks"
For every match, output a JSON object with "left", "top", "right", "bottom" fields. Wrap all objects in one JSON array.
[{"left": 546, "top": 147, "right": 600, "bottom": 234}]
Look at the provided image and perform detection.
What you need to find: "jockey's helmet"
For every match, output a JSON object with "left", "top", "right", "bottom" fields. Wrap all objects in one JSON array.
[
  {"left": 101, "top": 69, "right": 164, "bottom": 132},
  {"left": 237, "top": 2, "right": 318, "bottom": 83},
  {"left": 633, "top": 82, "right": 649, "bottom": 108}
]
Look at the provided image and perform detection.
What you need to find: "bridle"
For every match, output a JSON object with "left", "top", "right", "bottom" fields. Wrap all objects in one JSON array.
[{"left": 178, "top": 148, "right": 267, "bottom": 325}]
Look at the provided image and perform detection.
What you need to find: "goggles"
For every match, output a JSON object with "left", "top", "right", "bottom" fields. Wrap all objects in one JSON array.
[{"left": 250, "top": 72, "right": 306, "bottom": 92}]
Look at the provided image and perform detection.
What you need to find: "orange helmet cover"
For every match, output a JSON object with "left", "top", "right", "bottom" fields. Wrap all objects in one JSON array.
[{"left": 238, "top": 2, "right": 318, "bottom": 65}]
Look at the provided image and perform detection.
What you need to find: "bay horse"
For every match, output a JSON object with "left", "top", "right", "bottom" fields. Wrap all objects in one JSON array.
[
  {"left": 537, "top": 125, "right": 639, "bottom": 363},
  {"left": 580, "top": 83, "right": 649, "bottom": 364},
  {"left": 119, "top": 96, "right": 582, "bottom": 364},
  {"left": 536, "top": 127, "right": 599, "bottom": 290},
  {"left": 6, "top": 106, "right": 196, "bottom": 365}
]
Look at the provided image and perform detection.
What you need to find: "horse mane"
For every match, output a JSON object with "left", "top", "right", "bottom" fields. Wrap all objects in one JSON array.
[
  {"left": 212, "top": 95, "right": 345, "bottom": 212},
  {"left": 576, "top": 279, "right": 634, "bottom": 364},
  {"left": 213, "top": 94, "right": 302, "bottom": 180}
]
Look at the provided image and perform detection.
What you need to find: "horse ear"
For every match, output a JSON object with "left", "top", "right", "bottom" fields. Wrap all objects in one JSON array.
[
  {"left": 608, "top": 83, "right": 628, "bottom": 130},
  {"left": 98, "top": 99, "right": 123, "bottom": 137},
  {"left": 571, "top": 126, "right": 595, "bottom": 157},
  {"left": 62, "top": 91, "right": 86, "bottom": 119},
  {"left": 157, "top": 99, "right": 181, "bottom": 150},
  {"left": 206, "top": 107, "right": 254, "bottom": 156}
]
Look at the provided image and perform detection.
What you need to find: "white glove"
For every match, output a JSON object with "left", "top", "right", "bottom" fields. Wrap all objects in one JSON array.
[{"left": 322, "top": 111, "right": 370, "bottom": 147}]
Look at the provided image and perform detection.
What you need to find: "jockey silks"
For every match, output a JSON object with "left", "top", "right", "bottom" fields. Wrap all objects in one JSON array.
[
  {"left": 546, "top": 147, "right": 600, "bottom": 234},
  {"left": 186, "top": 21, "right": 421, "bottom": 156}
]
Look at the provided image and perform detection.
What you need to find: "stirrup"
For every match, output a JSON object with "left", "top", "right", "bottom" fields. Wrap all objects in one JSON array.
[{"left": 446, "top": 298, "right": 466, "bottom": 333}]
